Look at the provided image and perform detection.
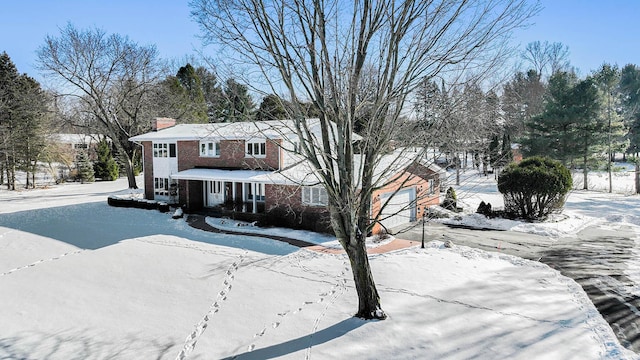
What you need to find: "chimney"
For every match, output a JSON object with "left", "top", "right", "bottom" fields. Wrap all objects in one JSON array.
[{"left": 152, "top": 117, "right": 176, "bottom": 131}]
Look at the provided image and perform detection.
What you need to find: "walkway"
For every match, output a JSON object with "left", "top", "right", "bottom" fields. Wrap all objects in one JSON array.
[{"left": 186, "top": 214, "right": 417, "bottom": 254}]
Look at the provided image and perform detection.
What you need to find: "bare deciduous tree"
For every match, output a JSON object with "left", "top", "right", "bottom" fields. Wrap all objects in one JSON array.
[
  {"left": 37, "top": 24, "right": 163, "bottom": 189},
  {"left": 522, "top": 40, "right": 570, "bottom": 79},
  {"left": 191, "top": 0, "right": 539, "bottom": 320}
]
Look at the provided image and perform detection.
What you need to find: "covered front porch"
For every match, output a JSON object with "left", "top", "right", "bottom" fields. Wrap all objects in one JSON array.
[{"left": 170, "top": 168, "right": 271, "bottom": 214}]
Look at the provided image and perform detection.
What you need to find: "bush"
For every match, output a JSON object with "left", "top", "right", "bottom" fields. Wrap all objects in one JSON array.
[
  {"left": 476, "top": 201, "right": 492, "bottom": 216},
  {"left": 94, "top": 139, "right": 119, "bottom": 181},
  {"left": 497, "top": 156, "right": 572, "bottom": 220},
  {"left": 76, "top": 151, "right": 95, "bottom": 183}
]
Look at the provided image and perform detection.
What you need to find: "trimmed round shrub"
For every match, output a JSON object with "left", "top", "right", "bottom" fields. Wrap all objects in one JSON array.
[{"left": 497, "top": 156, "right": 572, "bottom": 220}]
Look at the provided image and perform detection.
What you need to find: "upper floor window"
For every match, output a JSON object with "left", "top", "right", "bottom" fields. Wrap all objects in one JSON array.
[
  {"left": 302, "top": 186, "right": 328, "bottom": 206},
  {"left": 246, "top": 140, "right": 266, "bottom": 157},
  {"left": 153, "top": 143, "right": 176, "bottom": 158},
  {"left": 200, "top": 141, "right": 220, "bottom": 157},
  {"left": 428, "top": 179, "right": 436, "bottom": 195}
]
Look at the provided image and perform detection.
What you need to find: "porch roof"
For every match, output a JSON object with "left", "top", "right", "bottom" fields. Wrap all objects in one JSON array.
[{"left": 170, "top": 168, "right": 276, "bottom": 183}]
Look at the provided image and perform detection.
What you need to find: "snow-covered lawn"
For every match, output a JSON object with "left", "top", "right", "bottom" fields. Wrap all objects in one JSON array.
[
  {"left": 0, "top": 176, "right": 636, "bottom": 359},
  {"left": 443, "top": 167, "right": 640, "bottom": 238}
]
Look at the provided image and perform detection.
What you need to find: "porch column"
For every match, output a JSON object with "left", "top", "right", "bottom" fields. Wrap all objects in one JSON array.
[
  {"left": 241, "top": 182, "right": 246, "bottom": 212},
  {"left": 252, "top": 182, "right": 257, "bottom": 214},
  {"left": 232, "top": 181, "right": 236, "bottom": 202}
]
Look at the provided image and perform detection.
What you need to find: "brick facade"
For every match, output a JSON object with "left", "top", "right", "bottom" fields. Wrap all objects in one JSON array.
[
  {"left": 141, "top": 140, "right": 154, "bottom": 200},
  {"left": 177, "top": 139, "right": 281, "bottom": 171},
  {"left": 131, "top": 120, "right": 442, "bottom": 234},
  {"left": 370, "top": 162, "right": 440, "bottom": 234}
]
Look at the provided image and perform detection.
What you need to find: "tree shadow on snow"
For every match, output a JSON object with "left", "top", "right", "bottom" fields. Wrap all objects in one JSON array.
[
  {"left": 0, "top": 202, "right": 296, "bottom": 255},
  {"left": 222, "top": 317, "right": 367, "bottom": 360}
]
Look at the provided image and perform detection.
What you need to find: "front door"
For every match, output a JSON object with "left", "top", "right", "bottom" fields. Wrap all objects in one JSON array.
[{"left": 206, "top": 181, "right": 224, "bottom": 207}]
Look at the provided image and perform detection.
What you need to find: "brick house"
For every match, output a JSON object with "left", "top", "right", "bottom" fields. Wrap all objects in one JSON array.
[{"left": 130, "top": 118, "right": 442, "bottom": 234}]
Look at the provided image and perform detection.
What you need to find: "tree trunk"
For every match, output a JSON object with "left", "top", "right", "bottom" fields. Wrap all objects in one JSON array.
[
  {"left": 344, "top": 234, "right": 386, "bottom": 320},
  {"left": 583, "top": 154, "right": 588, "bottom": 190},
  {"left": 455, "top": 153, "right": 461, "bottom": 185},
  {"left": 635, "top": 160, "right": 640, "bottom": 195},
  {"left": 124, "top": 156, "right": 138, "bottom": 189},
  {"left": 115, "top": 142, "right": 138, "bottom": 189}
]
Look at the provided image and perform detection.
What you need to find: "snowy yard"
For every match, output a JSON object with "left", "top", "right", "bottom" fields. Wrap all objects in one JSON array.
[{"left": 0, "top": 175, "right": 637, "bottom": 359}]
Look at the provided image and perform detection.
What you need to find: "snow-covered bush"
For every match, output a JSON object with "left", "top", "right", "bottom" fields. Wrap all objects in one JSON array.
[{"left": 498, "top": 156, "right": 572, "bottom": 220}]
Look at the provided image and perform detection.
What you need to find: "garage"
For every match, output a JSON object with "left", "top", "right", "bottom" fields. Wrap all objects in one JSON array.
[{"left": 378, "top": 188, "right": 416, "bottom": 231}]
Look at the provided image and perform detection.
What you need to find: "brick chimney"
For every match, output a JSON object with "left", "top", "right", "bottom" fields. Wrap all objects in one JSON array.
[{"left": 152, "top": 117, "right": 176, "bottom": 131}]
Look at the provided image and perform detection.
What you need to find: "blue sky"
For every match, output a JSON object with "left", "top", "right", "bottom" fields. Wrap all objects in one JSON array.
[{"left": 1, "top": 0, "right": 638, "bottom": 84}]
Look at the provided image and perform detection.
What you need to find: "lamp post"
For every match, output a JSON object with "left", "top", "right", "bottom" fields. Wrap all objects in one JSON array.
[{"left": 421, "top": 209, "right": 426, "bottom": 249}]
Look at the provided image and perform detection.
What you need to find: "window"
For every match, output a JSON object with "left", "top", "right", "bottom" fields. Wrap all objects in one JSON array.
[
  {"left": 200, "top": 141, "right": 220, "bottom": 157},
  {"left": 246, "top": 140, "right": 266, "bottom": 157},
  {"left": 153, "top": 143, "right": 176, "bottom": 158},
  {"left": 302, "top": 186, "right": 328, "bottom": 206},
  {"left": 154, "top": 177, "right": 169, "bottom": 197},
  {"left": 246, "top": 183, "right": 265, "bottom": 201}
]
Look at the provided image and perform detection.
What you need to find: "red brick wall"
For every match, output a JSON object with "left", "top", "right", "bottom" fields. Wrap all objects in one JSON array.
[
  {"left": 141, "top": 141, "right": 154, "bottom": 200},
  {"left": 265, "top": 184, "right": 333, "bottom": 233},
  {"left": 370, "top": 163, "right": 440, "bottom": 234},
  {"left": 179, "top": 179, "right": 203, "bottom": 210},
  {"left": 178, "top": 139, "right": 281, "bottom": 170}
]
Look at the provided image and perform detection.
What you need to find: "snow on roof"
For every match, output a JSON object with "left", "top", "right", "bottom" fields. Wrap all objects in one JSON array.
[
  {"left": 53, "top": 133, "right": 102, "bottom": 144},
  {"left": 129, "top": 118, "right": 362, "bottom": 143},
  {"left": 170, "top": 168, "right": 275, "bottom": 182},
  {"left": 353, "top": 147, "right": 446, "bottom": 187}
]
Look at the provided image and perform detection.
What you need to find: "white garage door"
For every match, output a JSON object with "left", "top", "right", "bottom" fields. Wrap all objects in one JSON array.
[{"left": 379, "top": 188, "right": 416, "bottom": 231}]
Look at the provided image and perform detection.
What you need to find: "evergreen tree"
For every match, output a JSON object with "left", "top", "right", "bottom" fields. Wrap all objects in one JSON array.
[
  {"left": 619, "top": 64, "right": 640, "bottom": 194},
  {"left": 176, "top": 63, "right": 208, "bottom": 122},
  {"left": 0, "top": 52, "right": 20, "bottom": 190},
  {"left": 76, "top": 151, "right": 95, "bottom": 183},
  {"left": 222, "top": 78, "right": 255, "bottom": 122},
  {"left": 620, "top": 64, "right": 640, "bottom": 154},
  {"left": 255, "top": 94, "right": 288, "bottom": 121},
  {"left": 522, "top": 71, "right": 581, "bottom": 164},
  {"left": 0, "top": 52, "right": 49, "bottom": 189},
  {"left": 522, "top": 71, "right": 603, "bottom": 189},
  {"left": 195, "top": 66, "right": 226, "bottom": 123},
  {"left": 93, "top": 139, "right": 119, "bottom": 181}
]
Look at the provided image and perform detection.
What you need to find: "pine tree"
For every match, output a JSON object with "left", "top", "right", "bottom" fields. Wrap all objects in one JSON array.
[
  {"left": 255, "top": 94, "right": 288, "bottom": 121},
  {"left": 76, "top": 151, "right": 95, "bottom": 183},
  {"left": 93, "top": 139, "right": 119, "bottom": 181},
  {"left": 522, "top": 71, "right": 603, "bottom": 189},
  {"left": 222, "top": 78, "right": 255, "bottom": 122}
]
